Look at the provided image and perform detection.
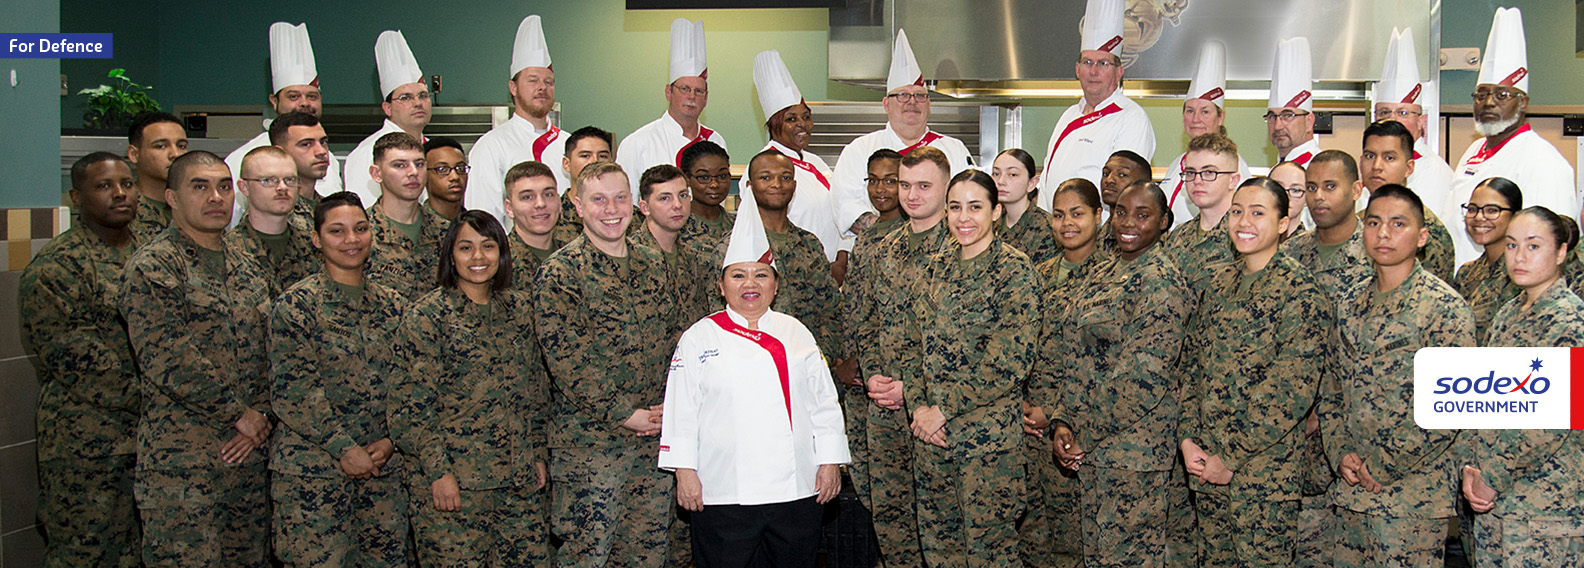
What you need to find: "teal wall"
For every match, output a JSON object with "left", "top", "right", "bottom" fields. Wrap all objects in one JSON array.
[
  {"left": 2, "top": 0, "right": 63, "bottom": 208},
  {"left": 1439, "top": 0, "right": 1584, "bottom": 107}
]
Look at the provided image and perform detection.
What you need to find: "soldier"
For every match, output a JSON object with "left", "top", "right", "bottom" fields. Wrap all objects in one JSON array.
[
  {"left": 1099, "top": 150, "right": 1153, "bottom": 215},
  {"left": 22, "top": 152, "right": 144, "bottom": 567},
  {"left": 1318, "top": 185, "right": 1475, "bottom": 567},
  {"left": 992, "top": 149, "right": 1058, "bottom": 265},
  {"left": 1268, "top": 161, "right": 1309, "bottom": 240},
  {"left": 503, "top": 160, "right": 569, "bottom": 285},
  {"left": 859, "top": 149, "right": 905, "bottom": 249},
  {"left": 423, "top": 137, "right": 468, "bottom": 221},
  {"left": 268, "top": 111, "right": 332, "bottom": 219},
  {"left": 1462, "top": 206, "right": 1584, "bottom": 567},
  {"left": 677, "top": 141, "right": 735, "bottom": 257},
  {"left": 227, "top": 146, "right": 319, "bottom": 296},
  {"left": 534, "top": 162, "right": 678, "bottom": 568},
  {"left": 268, "top": 191, "right": 407, "bottom": 566},
  {"left": 120, "top": 151, "right": 274, "bottom": 567},
  {"left": 552, "top": 126, "right": 615, "bottom": 244},
  {"left": 1178, "top": 177, "right": 1329, "bottom": 566},
  {"left": 1451, "top": 177, "right": 1524, "bottom": 345},
  {"left": 391, "top": 210, "right": 550, "bottom": 566},
  {"left": 126, "top": 112, "right": 189, "bottom": 243},
  {"left": 747, "top": 150, "right": 844, "bottom": 363},
  {"left": 1161, "top": 133, "right": 1242, "bottom": 291},
  {"left": 365, "top": 132, "right": 450, "bottom": 300},
  {"left": 1360, "top": 120, "right": 1457, "bottom": 282}
]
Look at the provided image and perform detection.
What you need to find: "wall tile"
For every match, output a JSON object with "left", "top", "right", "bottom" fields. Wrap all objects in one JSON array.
[
  {"left": 0, "top": 272, "right": 23, "bottom": 360},
  {"left": 0, "top": 443, "right": 39, "bottom": 536},
  {"left": 0, "top": 358, "right": 38, "bottom": 448},
  {"left": 2, "top": 525, "right": 45, "bottom": 568}
]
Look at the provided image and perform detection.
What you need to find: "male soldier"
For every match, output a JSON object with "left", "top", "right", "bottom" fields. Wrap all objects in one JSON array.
[
  {"left": 676, "top": 141, "right": 735, "bottom": 260},
  {"left": 467, "top": 15, "right": 566, "bottom": 224},
  {"left": 635, "top": 164, "right": 712, "bottom": 323},
  {"left": 748, "top": 150, "right": 843, "bottom": 362},
  {"left": 269, "top": 111, "right": 332, "bottom": 240},
  {"left": 553, "top": 126, "right": 615, "bottom": 244},
  {"left": 1161, "top": 132, "right": 1241, "bottom": 290},
  {"left": 126, "top": 112, "right": 189, "bottom": 243},
  {"left": 344, "top": 31, "right": 430, "bottom": 207},
  {"left": 1360, "top": 121, "right": 1457, "bottom": 283},
  {"left": 1100, "top": 150, "right": 1153, "bottom": 214},
  {"left": 534, "top": 162, "right": 678, "bottom": 568},
  {"left": 226, "top": 146, "right": 319, "bottom": 295},
  {"left": 503, "top": 160, "right": 568, "bottom": 285},
  {"left": 423, "top": 138, "right": 468, "bottom": 221},
  {"left": 616, "top": 19, "right": 728, "bottom": 200},
  {"left": 22, "top": 153, "right": 144, "bottom": 567},
  {"left": 1319, "top": 185, "right": 1475, "bottom": 568},
  {"left": 121, "top": 151, "right": 274, "bottom": 567},
  {"left": 365, "top": 132, "right": 450, "bottom": 300}
]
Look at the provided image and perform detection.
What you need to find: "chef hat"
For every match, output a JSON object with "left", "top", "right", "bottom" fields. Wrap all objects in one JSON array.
[
  {"left": 1080, "top": 0, "right": 1125, "bottom": 54},
  {"left": 269, "top": 22, "right": 318, "bottom": 92},
  {"left": 754, "top": 50, "right": 804, "bottom": 120},
  {"left": 722, "top": 193, "right": 774, "bottom": 269},
  {"left": 376, "top": 30, "right": 425, "bottom": 98},
  {"left": 509, "top": 15, "right": 552, "bottom": 79},
  {"left": 1477, "top": 7, "right": 1529, "bottom": 92},
  {"left": 1187, "top": 41, "right": 1227, "bottom": 108},
  {"left": 669, "top": 19, "right": 707, "bottom": 83},
  {"left": 1375, "top": 28, "right": 1425, "bottom": 106},
  {"left": 1268, "top": 37, "right": 1313, "bottom": 111},
  {"left": 886, "top": 29, "right": 924, "bottom": 92}
]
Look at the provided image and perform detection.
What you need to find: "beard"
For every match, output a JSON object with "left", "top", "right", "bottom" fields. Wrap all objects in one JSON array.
[{"left": 1475, "top": 114, "right": 1522, "bottom": 138}]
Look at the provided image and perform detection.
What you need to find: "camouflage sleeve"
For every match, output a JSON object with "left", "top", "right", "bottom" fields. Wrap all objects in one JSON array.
[
  {"left": 514, "top": 298, "right": 550, "bottom": 465},
  {"left": 1478, "top": 430, "right": 1575, "bottom": 493},
  {"left": 811, "top": 285, "right": 845, "bottom": 362},
  {"left": 1085, "top": 269, "right": 1193, "bottom": 447},
  {"left": 121, "top": 257, "right": 249, "bottom": 424},
  {"left": 533, "top": 261, "right": 634, "bottom": 425},
  {"left": 1176, "top": 309, "right": 1208, "bottom": 446},
  {"left": 1029, "top": 295, "right": 1064, "bottom": 418},
  {"left": 1364, "top": 303, "right": 1473, "bottom": 485},
  {"left": 934, "top": 263, "right": 1039, "bottom": 422},
  {"left": 1318, "top": 319, "right": 1352, "bottom": 471},
  {"left": 387, "top": 302, "right": 454, "bottom": 483},
  {"left": 1220, "top": 287, "right": 1328, "bottom": 474},
  {"left": 269, "top": 293, "right": 361, "bottom": 460},
  {"left": 20, "top": 257, "right": 138, "bottom": 411},
  {"left": 840, "top": 247, "right": 876, "bottom": 370}
]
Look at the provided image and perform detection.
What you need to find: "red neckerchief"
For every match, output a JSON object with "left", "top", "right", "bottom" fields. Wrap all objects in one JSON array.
[
  {"left": 707, "top": 311, "right": 792, "bottom": 428},
  {"left": 673, "top": 125, "right": 717, "bottom": 167},
  {"left": 1290, "top": 152, "right": 1314, "bottom": 166},
  {"left": 531, "top": 126, "right": 562, "bottom": 162},
  {"left": 1465, "top": 124, "right": 1532, "bottom": 167},
  {"left": 899, "top": 131, "right": 944, "bottom": 156},
  {"left": 773, "top": 147, "right": 831, "bottom": 190},
  {"left": 1169, "top": 154, "right": 1188, "bottom": 207},
  {"left": 1041, "top": 103, "right": 1124, "bottom": 176}
]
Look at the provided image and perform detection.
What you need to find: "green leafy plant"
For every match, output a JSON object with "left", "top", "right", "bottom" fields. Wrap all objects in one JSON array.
[{"left": 78, "top": 68, "right": 161, "bottom": 130}]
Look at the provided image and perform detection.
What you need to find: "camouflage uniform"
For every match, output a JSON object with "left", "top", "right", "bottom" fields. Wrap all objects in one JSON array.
[
  {"left": 507, "top": 231, "right": 569, "bottom": 291},
  {"left": 120, "top": 226, "right": 275, "bottom": 568},
  {"left": 552, "top": 193, "right": 583, "bottom": 245},
  {"left": 1318, "top": 263, "right": 1474, "bottom": 568},
  {"left": 268, "top": 273, "right": 409, "bottom": 566},
  {"left": 764, "top": 224, "right": 843, "bottom": 359},
  {"left": 391, "top": 286, "right": 552, "bottom": 567},
  {"left": 129, "top": 197, "right": 173, "bottom": 244},
  {"left": 997, "top": 207, "right": 1060, "bottom": 265},
  {"left": 1178, "top": 254, "right": 1330, "bottom": 567},
  {"left": 1453, "top": 252, "right": 1521, "bottom": 345},
  {"left": 225, "top": 219, "right": 319, "bottom": 297},
  {"left": 1420, "top": 210, "right": 1456, "bottom": 284},
  {"left": 1160, "top": 213, "right": 1233, "bottom": 292},
  {"left": 1464, "top": 282, "right": 1584, "bottom": 568},
  {"left": 632, "top": 227, "right": 715, "bottom": 329},
  {"left": 366, "top": 200, "right": 450, "bottom": 300},
  {"left": 1040, "top": 245, "right": 1196, "bottom": 567},
  {"left": 677, "top": 210, "right": 735, "bottom": 263},
  {"left": 905, "top": 239, "right": 1037, "bottom": 568},
  {"left": 1566, "top": 248, "right": 1584, "bottom": 299},
  {"left": 834, "top": 215, "right": 906, "bottom": 515},
  {"left": 534, "top": 236, "right": 680, "bottom": 568},
  {"left": 20, "top": 225, "right": 144, "bottom": 568}
]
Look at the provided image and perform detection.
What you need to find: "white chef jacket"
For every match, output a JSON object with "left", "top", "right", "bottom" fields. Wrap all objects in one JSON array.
[
  {"left": 616, "top": 112, "right": 727, "bottom": 203},
  {"left": 1444, "top": 125, "right": 1579, "bottom": 268},
  {"left": 735, "top": 141, "right": 853, "bottom": 261},
  {"left": 343, "top": 119, "right": 422, "bottom": 209},
  {"left": 1408, "top": 137, "right": 1455, "bottom": 223},
  {"left": 1160, "top": 151, "right": 1252, "bottom": 230},
  {"left": 224, "top": 121, "right": 344, "bottom": 228},
  {"left": 466, "top": 114, "right": 568, "bottom": 228},
  {"left": 658, "top": 308, "right": 850, "bottom": 506},
  {"left": 1277, "top": 138, "right": 1323, "bottom": 168},
  {"left": 1035, "top": 90, "right": 1156, "bottom": 212},
  {"left": 831, "top": 125, "right": 974, "bottom": 236}
]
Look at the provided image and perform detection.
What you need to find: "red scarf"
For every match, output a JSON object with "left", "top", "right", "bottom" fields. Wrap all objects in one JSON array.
[
  {"left": 674, "top": 125, "right": 718, "bottom": 167},
  {"left": 708, "top": 311, "right": 793, "bottom": 428},
  {"left": 531, "top": 126, "right": 562, "bottom": 162},
  {"left": 1041, "top": 103, "right": 1124, "bottom": 176},
  {"left": 773, "top": 147, "right": 831, "bottom": 190},
  {"left": 898, "top": 131, "right": 944, "bottom": 156},
  {"left": 1465, "top": 124, "right": 1531, "bottom": 167}
]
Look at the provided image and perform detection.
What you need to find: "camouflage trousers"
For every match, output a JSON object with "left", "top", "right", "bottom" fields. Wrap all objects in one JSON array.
[
  {"left": 135, "top": 463, "right": 271, "bottom": 568},
  {"left": 38, "top": 455, "right": 141, "bottom": 568},
  {"left": 866, "top": 408, "right": 922, "bottom": 568},
  {"left": 550, "top": 445, "right": 670, "bottom": 568},
  {"left": 1193, "top": 492, "right": 1299, "bottom": 567},
  {"left": 1333, "top": 509, "right": 1446, "bottom": 568},
  {"left": 665, "top": 506, "right": 692, "bottom": 568},
  {"left": 841, "top": 383, "right": 870, "bottom": 507},
  {"left": 913, "top": 446, "right": 1024, "bottom": 568},
  {"left": 1018, "top": 433, "right": 1081, "bottom": 568},
  {"left": 272, "top": 472, "right": 408, "bottom": 567},
  {"left": 1165, "top": 457, "right": 1198, "bottom": 568},
  {"left": 1295, "top": 493, "right": 1336, "bottom": 568},
  {"left": 1079, "top": 466, "right": 1169, "bottom": 567},
  {"left": 411, "top": 480, "right": 548, "bottom": 568},
  {"left": 1469, "top": 512, "right": 1584, "bottom": 568}
]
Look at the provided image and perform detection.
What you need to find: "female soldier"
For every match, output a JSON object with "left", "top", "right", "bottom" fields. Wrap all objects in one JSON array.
[
  {"left": 1463, "top": 206, "right": 1584, "bottom": 567},
  {"left": 992, "top": 148, "right": 1058, "bottom": 265},
  {"left": 1178, "top": 177, "right": 1329, "bottom": 566},
  {"left": 906, "top": 170, "right": 1039, "bottom": 567},
  {"left": 1452, "top": 177, "right": 1524, "bottom": 344},
  {"left": 1269, "top": 161, "right": 1310, "bottom": 240},
  {"left": 269, "top": 191, "right": 408, "bottom": 566},
  {"left": 389, "top": 210, "right": 550, "bottom": 566}
]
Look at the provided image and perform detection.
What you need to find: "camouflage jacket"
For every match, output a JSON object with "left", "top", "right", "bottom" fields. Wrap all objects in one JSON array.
[
  {"left": 269, "top": 273, "right": 405, "bottom": 478},
  {"left": 1420, "top": 210, "right": 1456, "bottom": 285},
  {"left": 1029, "top": 246, "right": 1112, "bottom": 413},
  {"left": 766, "top": 224, "right": 843, "bottom": 360},
  {"left": 121, "top": 226, "right": 274, "bottom": 471},
  {"left": 20, "top": 225, "right": 143, "bottom": 461},
  {"left": 366, "top": 200, "right": 450, "bottom": 300},
  {"left": 1566, "top": 248, "right": 1584, "bottom": 299},
  {"left": 552, "top": 192, "right": 583, "bottom": 245},
  {"left": 905, "top": 239, "right": 1039, "bottom": 459},
  {"left": 225, "top": 220, "right": 320, "bottom": 299},
  {"left": 855, "top": 215, "right": 905, "bottom": 252},
  {"left": 506, "top": 230, "right": 568, "bottom": 292},
  {"left": 1321, "top": 263, "right": 1474, "bottom": 518},
  {"left": 1178, "top": 254, "right": 1329, "bottom": 499},
  {"left": 1160, "top": 213, "right": 1233, "bottom": 292},
  {"left": 632, "top": 227, "right": 716, "bottom": 330},
  {"left": 534, "top": 237, "right": 680, "bottom": 448},
  {"left": 1281, "top": 221, "right": 1373, "bottom": 303},
  {"left": 391, "top": 287, "right": 548, "bottom": 489},
  {"left": 128, "top": 197, "right": 172, "bottom": 244},
  {"left": 1453, "top": 252, "right": 1521, "bottom": 346},
  {"left": 678, "top": 210, "right": 735, "bottom": 265},
  {"left": 997, "top": 206, "right": 1059, "bottom": 266}
]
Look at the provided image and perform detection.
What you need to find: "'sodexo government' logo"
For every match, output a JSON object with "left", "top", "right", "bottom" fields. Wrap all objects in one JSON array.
[{"left": 1414, "top": 347, "right": 1584, "bottom": 429}]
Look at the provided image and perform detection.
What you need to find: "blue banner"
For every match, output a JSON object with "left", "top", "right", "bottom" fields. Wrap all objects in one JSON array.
[{"left": 1, "top": 33, "right": 113, "bottom": 59}]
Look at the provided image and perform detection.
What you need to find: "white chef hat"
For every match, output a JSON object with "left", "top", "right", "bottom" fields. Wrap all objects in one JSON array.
[
  {"left": 1375, "top": 28, "right": 1425, "bottom": 106},
  {"left": 510, "top": 15, "right": 552, "bottom": 79},
  {"left": 1080, "top": 0, "right": 1125, "bottom": 54},
  {"left": 1187, "top": 41, "right": 1226, "bottom": 108},
  {"left": 1477, "top": 7, "right": 1529, "bottom": 92},
  {"left": 1268, "top": 37, "right": 1313, "bottom": 111},
  {"left": 754, "top": 50, "right": 804, "bottom": 120},
  {"left": 269, "top": 22, "right": 317, "bottom": 92},
  {"left": 722, "top": 194, "right": 775, "bottom": 269},
  {"left": 669, "top": 18, "right": 707, "bottom": 83},
  {"left": 376, "top": 30, "right": 425, "bottom": 98},
  {"left": 886, "top": 29, "right": 924, "bottom": 93}
]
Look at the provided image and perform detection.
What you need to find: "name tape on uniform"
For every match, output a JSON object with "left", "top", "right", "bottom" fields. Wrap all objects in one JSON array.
[
  {"left": 1414, "top": 347, "right": 1584, "bottom": 429},
  {"left": 2, "top": 34, "right": 113, "bottom": 59}
]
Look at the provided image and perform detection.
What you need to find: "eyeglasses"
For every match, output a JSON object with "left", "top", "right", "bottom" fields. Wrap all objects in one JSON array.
[
  {"left": 1471, "top": 89, "right": 1525, "bottom": 103},
  {"left": 242, "top": 176, "right": 300, "bottom": 188},
  {"left": 1287, "top": 188, "right": 1307, "bottom": 199},
  {"left": 1462, "top": 203, "right": 1517, "bottom": 219},
  {"left": 391, "top": 91, "right": 432, "bottom": 103},
  {"left": 885, "top": 92, "right": 928, "bottom": 103},
  {"left": 1180, "top": 170, "right": 1236, "bottom": 182},
  {"left": 1076, "top": 58, "right": 1119, "bottom": 70},
  {"left": 865, "top": 177, "right": 900, "bottom": 188},
  {"left": 690, "top": 172, "right": 732, "bottom": 184},
  {"left": 1373, "top": 108, "right": 1423, "bottom": 120},
  {"left": 428, "top": 165, "right": 470, "bottom": 175},
  {"left": 1263, "top": 110, "right": 1311, "bottom": 123},
  {"left": 670, "top": 83, "right": 708, "bottom": 97}
]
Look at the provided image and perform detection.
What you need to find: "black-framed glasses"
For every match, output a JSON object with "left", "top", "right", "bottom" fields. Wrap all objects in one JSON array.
[
  {"left": 1180, "top": 170, "right": 1237, "bottom": 182},
  {"left": 428, "top": 165, "right": 470, "bottom": 175},
  {"left": 1373, "top": 108, "right": 1423, "bottom": 120},
  {"left": 1471, "top": 89, "right": 1525, "bottom": 103},
  {"left": 391, "top": 91, "right": 432, "bottom": 103},
  {"left": 1263, "top": 110, "right": 1311, "bottom": 122},
  {"left": 242, "top": 176, "right": 300, "bottom": 188},
  {"left": 1462, "top": 203, "right": 1517, "bottom": 219},
  {"left": 885, "top": 92, "right": 928, "bottom": 103},
  {"left": 690, "top": 172, "right": 732, "bottom": 184},
  {"left": 864, "top": 177, "right": 900, "bottom": 188}
]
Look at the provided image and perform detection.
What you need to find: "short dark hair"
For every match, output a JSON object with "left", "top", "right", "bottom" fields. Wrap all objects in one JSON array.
[
  {"left": 867, "top": 148, "right": 902, "bottom": 169},
  {"left": 680, "top": 140, "right": 729, "bottom": 173},
  {"left": 373, "top": 132, "right": 423, "bottom": 163},
  {"left": 166, "top": 151, "right": 227, "bottom": 190},
  {"left": 1308, "top": 150, "right": 1360, "bottom": 185},
  {"left": 640, "top": 164, "right": 686, "bottom": 200},
  {"left": 1108, "top": 150, "right": 1153, "bottom": 181},
  {"left": 1238, "top": 176, "right": 1290, "bottom": 221},
  {"left": 437, "top": 210, "right": 513, "bottom": 291},
  {"left": 269, "top": 111, "right": 321, "bottom": 146},
  {"left": 1121, "top": 179, "right": 1173, "bottom": 228},
  {"left": 899, "top": 146, "right": 950, "bottom": 176},
  {"left": 747, "top": 149, "right": 790, "bottom": 174},
  {"left": 948, "top": 169, "right": 999, "bottom": 208},
  {"left": 1366, "top": 183, "right": 1425, "bottom": 226},
  {"left": 423, "top": 137, "right": 464, "bottom": 155},
  {"left": 564, "top": 126, "right": 614, "bottom": 155},
  {"left": 1475, "top": 176, "right": 1523, "bottom": 211},
  {"left": 70, "top": 151, "right": 130, "bottom": 190},
  {"left": 313, "top": 191, "right": 367, "bottom": 232},
  {"left": 505, "top": 161, "right": 556, "bottom": 189},
  {"left": 1363, "top": 120, "right": 1416, "bottom": 157},
  {"left": 128, "top": 111, "right": 183, "bottom": 147},
  {"left": 1053, "top": 177, "right": 1102, "bottom": 211}
]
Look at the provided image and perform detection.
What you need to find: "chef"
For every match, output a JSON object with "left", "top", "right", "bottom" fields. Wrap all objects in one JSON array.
[
  {"left": 1160, "top": 41, "right": 1251, "bottom": 229},
  {"left": 1267, "top": 37, "right": 1322, "bottom": 167},
  {"left": 1374, "top": 27, "right": 1454, "bottom": 217},
  {"left": 616, "top": 18, "right": 728, "bottom": 202},
  {"left": 343, "top": 30, "right": 430, "bottom": 208},
  {"left": 466, "top": 15, "right": 565, "bottom": 228},
  {"left": 1034, "top": 0, "right": 1156, "bottom": 212}
]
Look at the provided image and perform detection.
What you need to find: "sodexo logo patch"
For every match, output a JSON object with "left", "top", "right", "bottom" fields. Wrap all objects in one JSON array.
[{"left": 1414, "top": 347, "right": 1584, "bottom": 429}]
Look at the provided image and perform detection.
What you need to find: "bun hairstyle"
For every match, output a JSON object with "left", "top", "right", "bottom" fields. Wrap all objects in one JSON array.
[
  {"left": 1514, "top": 206, "right": 1579, "bottom": 254},
  {"left": 1237, "top": 176, "right": 1289, "bottom": 219},
  {"left": 949, "top": 169, "right": 999, "bottom": 207}
]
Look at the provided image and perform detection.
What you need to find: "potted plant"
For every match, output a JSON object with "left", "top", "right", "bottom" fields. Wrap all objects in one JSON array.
[{"left": 78, "top": 68, "right": 160, "bottom": 131}]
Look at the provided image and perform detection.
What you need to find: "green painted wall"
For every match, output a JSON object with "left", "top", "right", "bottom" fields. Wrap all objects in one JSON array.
[
  {"left": 1439, "top": 0, "right": 1584, "bottom": 107},
  {"left": 2, "top": 0, "right": 63, "bottom": 208}
]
